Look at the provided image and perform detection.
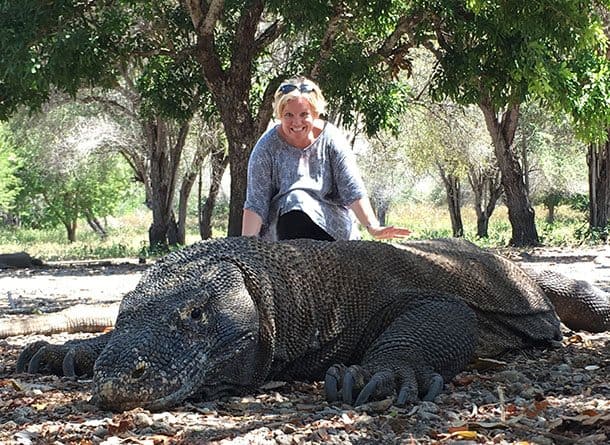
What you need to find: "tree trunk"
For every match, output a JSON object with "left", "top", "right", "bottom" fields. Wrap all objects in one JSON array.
[
  {"left": 438, "top": 165, "right": 463, "bottom": 238},
  {"left": 176, "top": 143, "right": 210, "bottom": 246},
  {"left": 65, "top": 220, "right": 77, "bottom": 243},
  {"left": 200, "top": 146, "right": 229, "bottom": 239},
  {"left": 187, "top": 0, "right": 277, "bottom": 236},
  {"left": 377, "top": 203, "right": 389, "bottom": 227},
  {"left": 546, "top": 204, "right": 555, "bottom": 224},
  {"left": 479, "top": 100, "right": 539, "bottom": 247},
  {"left": 85, "top": 211, "right": 108, "bottom": 239},
  {"left": 216, "top": 97, "right": 261, "bottom": 237},
  {"left": 145, "top": 118, "right": 190, "bottom": 249},
  {"left": 468, "top": 165, "right": 503, "bottom": 238},
  {"left": 587, "top": 138, "right": 610, "bottom": 234},
  {"left": 520, "top": 129, "right": 530, "bottom": 194}
]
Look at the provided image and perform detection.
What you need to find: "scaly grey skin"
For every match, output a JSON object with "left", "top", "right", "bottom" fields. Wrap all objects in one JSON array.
[
  {"left": 524, "top": 268, "right": 610, "bottom": 332},
  {"left": 18, "top": 237, "right": 607, "bottom": 412},
  {"left": 1, "top": 304, "right": 119, "bottom": 338}
]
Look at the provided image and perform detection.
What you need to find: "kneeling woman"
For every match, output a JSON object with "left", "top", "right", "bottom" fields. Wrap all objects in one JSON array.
[{"left": 242, "top": 76, "right": 410, "bottom": 241}]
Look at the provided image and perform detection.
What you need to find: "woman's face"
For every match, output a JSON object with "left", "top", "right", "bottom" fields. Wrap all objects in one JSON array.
[{"left": 279, "top": 97, "right": 318, "bottom": 148}]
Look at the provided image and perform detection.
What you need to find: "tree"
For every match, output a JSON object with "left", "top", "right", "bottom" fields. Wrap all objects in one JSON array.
[
  {"left": 0, "top": 1, "right": 215, "bottom": 248},
  {"left": 583, "top": 7, "right": 610, "bottom": 234},
  {"left": 9, "top": 102, "right": 132, "bottom": 241},
  {"left": 377, "top": 0, "right": 609, "bottom": 246},
  {"left": 194, "top": 121, "right": 229, "bottom": 240},
  {"left": 0, "top": 1, "right": 414, "bottom": 237},
  {"left": 516, "top": 102, "right": 587, "bottom": 225},
  {"left": 359, "top": 131, "right": 415, "bottom": 226},
  {"left": 588, "top": 139, "right": 610, "bottom": 234},
  {"left": 467, "top": 156, "right": 503, "bottom": 238},
  {"left": 0, "top": 125, "right": 21, "bottom": 215}
]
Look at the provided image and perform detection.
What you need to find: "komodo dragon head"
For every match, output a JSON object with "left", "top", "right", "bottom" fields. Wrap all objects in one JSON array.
[{"left": 91, "top": 254, "right": 267, "bottom": 411}]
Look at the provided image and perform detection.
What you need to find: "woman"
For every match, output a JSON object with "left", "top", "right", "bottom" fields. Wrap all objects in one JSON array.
[{"left": 242, "top": 76, "right": 411, "bottom": 241}]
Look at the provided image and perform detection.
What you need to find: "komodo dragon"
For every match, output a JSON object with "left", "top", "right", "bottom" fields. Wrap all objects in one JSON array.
[
  {"left": 14, "top": 237, "right": 610, "bottom": 412},
  {"left": 0, "top": 252, "right": 43, "bottom": 268}
]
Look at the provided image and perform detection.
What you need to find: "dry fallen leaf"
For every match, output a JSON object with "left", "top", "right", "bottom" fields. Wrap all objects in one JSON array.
[
  {"left": 107, "top": 417, "right": 135, "bottom": 435},
  {"left": 32, "top": 402, "right": 48, "bottom": 411}
]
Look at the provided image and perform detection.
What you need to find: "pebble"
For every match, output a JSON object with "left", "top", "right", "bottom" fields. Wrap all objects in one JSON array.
[
  {"left": 531, "top": 436, "right": 554, "bottom": 445},
  {"left": 151, "top": 412, "right": 176, "bottom": 423},
  {"left": 133, "top": 411, "right": 153, "bottom": 427},
  {"left": 480, "top": 389, "right": 499, "bottom": 404},
  {"left": 273, "top": 432, "right": 293, "bottom": 445},
  {"left": 497, "top": 369, "right": 530, "bottom": 384},
  {"left": 418, "top": 410, "right": 442, "bottom": 421},
  {"left": 356, "top": 398, "right": 393, "bottom": 412},
  {"left": 2, "top": 420, "right": 18, "bottom": 430},
  {"left": 92, "top": 426, "right": 108, "bottom": 438}
]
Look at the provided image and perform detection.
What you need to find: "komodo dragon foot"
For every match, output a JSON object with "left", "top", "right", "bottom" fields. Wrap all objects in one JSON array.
[
  {"left": 16, "top": 332, "right": 113, "bottom": 377},
  {"left": 325, "top": 293, "right": 478, "bottom": 407},
  {"left": 325, "top": 363, "right": 444, "bottom": 406}
]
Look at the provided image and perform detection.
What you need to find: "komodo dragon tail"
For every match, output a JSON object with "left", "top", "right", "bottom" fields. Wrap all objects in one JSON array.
[
  {"left": 525, "top": 268, "right": 610, "bottom": 332},
  {"left": 0, "top": 303, "right": 119, "bottom": 338}
]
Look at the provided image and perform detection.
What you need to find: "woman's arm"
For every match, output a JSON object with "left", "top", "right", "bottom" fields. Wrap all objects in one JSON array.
[
  {"left": 241, "top": 208, "right": 263, "bottom": 236},
  {"left": 243, "top": 132, "right": 276, "bottom": 237},
  {"left": 349, "top": 198, "right": 411, "bottom": 240}
]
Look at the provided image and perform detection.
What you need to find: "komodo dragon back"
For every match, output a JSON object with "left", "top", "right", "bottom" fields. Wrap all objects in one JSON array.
[{"left": 16, "top": 237, "right": 607, "bottom": 412}]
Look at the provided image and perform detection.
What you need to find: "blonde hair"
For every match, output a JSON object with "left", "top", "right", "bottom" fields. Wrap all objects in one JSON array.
[{"left": 273, "top": 76, "right": 328, "bottom": 119}]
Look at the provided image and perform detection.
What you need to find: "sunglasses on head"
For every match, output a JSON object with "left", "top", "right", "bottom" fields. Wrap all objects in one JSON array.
[{"left": 278, "top": 83, "right": 315, "bottom": 95}]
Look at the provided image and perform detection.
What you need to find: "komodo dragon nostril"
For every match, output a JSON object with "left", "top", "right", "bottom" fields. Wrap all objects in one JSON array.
[{"left": 132, "top": 362, "right": 147, "bottom": 379}]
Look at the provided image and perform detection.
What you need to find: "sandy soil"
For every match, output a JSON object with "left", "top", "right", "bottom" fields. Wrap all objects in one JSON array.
[{"left": 0, "top": 260, "right": 145, "bottom": 315}]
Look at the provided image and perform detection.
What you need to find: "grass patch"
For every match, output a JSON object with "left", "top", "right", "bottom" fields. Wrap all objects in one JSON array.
[
  {"left": 0, "top": 202, "right": 602, "bottom": 261},
  {"left": 390, "top": 202, "right": 591, "bottom": 248}
]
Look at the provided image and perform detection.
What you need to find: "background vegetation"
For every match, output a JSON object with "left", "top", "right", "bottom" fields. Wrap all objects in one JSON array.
[{"left": 1, "top": 0, "right": 609, "bottom": 260}]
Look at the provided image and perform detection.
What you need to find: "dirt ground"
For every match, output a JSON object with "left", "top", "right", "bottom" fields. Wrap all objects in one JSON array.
[{"left": 0, "top": 245, "right": 609, "bottom": 444}]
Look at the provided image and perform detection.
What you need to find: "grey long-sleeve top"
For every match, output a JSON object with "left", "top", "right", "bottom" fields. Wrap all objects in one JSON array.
[{"left": 244, "top": 122, "right": 367, "bottom": 240}]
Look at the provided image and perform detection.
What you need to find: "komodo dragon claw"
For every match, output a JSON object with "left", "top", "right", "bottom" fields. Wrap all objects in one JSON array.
[
  {"left": 23, "top": 342, "right": 96, "bottom": 377},
  {"left": 325, "top": 363, "right": 445, "bottom": 407},
  {"left": 16, "top": 333, "right": 112, "bottom": 377}
]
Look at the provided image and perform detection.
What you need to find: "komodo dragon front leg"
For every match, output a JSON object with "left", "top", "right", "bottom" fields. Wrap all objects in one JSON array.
[
  {"left": 11, "top": 303, "right": 121, "bottom": 376},
  {"left": 16, "top": 332, "right": 113, "bottom": 377},
  {"left": 325, "top": 293, "right": 478, "bottom": 406}
]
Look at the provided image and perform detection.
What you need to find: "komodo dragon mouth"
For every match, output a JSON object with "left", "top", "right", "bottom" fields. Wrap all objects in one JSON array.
[{"left": 93, "top": 332, "right": 258, "bottom": 411}]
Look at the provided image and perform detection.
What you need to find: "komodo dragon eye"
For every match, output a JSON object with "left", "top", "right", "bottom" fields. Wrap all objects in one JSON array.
[{"left": 190, "top": 308, "right": 204, "bottom": 321}]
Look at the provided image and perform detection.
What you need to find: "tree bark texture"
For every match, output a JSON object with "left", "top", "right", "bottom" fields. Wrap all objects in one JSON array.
[
  {"left": 587, "top": 138, "right": 610, "bottom": 232},
  {"left": 479, "top": 101, "right": 539, "bottom": 247},
  {"left": 438, "top": 165, "right": 464, "bottom": 238},
  {"left": 199, "top": 146, "right": 229, "bottom": 240},
  {"left": 65, "top": 221, "right": 77, "bottom": 243},
  {"left": 85, "top": 211, "right": 108, "bottom": 239},
  {"left": 468, "top": 166, "right": 503, "bottom": 238}
]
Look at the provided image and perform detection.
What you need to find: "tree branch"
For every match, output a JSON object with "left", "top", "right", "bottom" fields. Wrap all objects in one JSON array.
[
  {"left": 310, "top": 4, "right": 348, "bottom": 79},
  {"left": 229, "top": 0, "right": 264, "bottom": 82},
  {"left": 377, "top": 12, "right": 422, "bottom": 58},
  {"left": 184, "top": 0, "right": 226, "bottom": 85},
  {"left": 253, "top": 19, "right": 285, "bottom": 57}
]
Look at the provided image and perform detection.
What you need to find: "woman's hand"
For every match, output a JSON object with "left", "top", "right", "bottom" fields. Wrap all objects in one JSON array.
[{"left": 366, "top": 225, "right": 411, "bottom": 240}]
